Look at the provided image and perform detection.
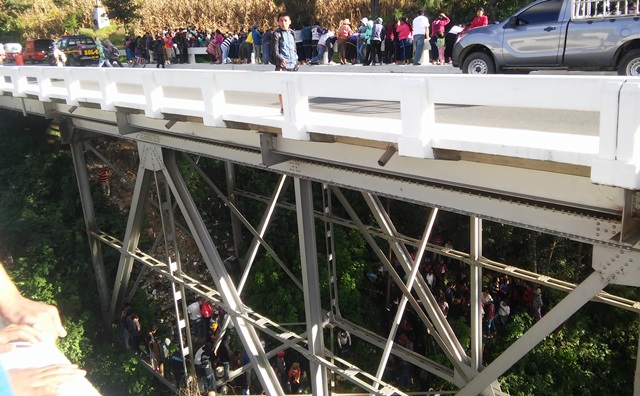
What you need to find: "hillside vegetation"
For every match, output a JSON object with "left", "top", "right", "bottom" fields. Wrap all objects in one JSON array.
[{"left": 1, "top": 0, "right": 527, "bottom": 40}]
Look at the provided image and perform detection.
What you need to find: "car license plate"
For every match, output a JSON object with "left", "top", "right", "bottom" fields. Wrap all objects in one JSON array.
[{"left": 84, "top": 49, "right": 98, "bottom": 56}]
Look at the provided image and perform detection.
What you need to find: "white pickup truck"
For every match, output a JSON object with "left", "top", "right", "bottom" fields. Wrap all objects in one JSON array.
[{"left": 452, "top": 0, "right": 640, "bottom": 75}]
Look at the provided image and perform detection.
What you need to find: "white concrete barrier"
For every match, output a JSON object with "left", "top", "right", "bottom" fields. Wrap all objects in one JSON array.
[{"left": 0, "top": 66, "right": 638, "bottom": 189}]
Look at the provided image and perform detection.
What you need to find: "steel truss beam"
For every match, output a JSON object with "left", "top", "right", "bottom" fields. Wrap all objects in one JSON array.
[
  {"left": 161, "top": 148, "right": 284, "bottom": 396},
  {"left": 374, "top": 207, "right": 438, "bottom": 388},
  {"left": 68, "top": 136, "right": 110, "bottom": 324},
  {"left": 154, "top": 170, "right": 195, "bottom": 375},
  {"left": 234, "top": 188, "right": 640, "bottom": 314},
  {"left": 295, "top": 178, "right": 329, "bottom": 396},
  {"left": 109, "top": 161, "right": 152, "bottom": 321},
  {"left": 363, "top": 194, "right": 471, "bottom": 372},
  {"left": 43, "top": 112, "right": 626, "bottom": 250},
  {"left": 182, "top": 154, "right": 303, "bottom": 291},
  {"left": 331, "top": 187, "right": 478, "bottom": 385}
]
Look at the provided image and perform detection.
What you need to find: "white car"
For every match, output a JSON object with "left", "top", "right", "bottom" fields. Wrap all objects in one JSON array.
[{"left": 4, "top": 43, "right": 23, "bottom": 63}]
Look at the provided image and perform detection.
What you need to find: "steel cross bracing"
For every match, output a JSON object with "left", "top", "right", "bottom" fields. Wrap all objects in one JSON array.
[{"left": 230, "top": 188, "right": 640, "bottom": 314}]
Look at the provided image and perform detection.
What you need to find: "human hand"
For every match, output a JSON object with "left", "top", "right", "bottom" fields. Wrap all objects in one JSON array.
[
  {"left": 280, "top": 59, "right": 286, "bottom": 68},
  {"left": 8, "top": 364, "right": 86, "bottom": 396},
  {"left": 0, "top": 324, "right": 45, "bottom": 353},
  {"left": 1, "top": 295, "right": 66, "bottom": 339}
]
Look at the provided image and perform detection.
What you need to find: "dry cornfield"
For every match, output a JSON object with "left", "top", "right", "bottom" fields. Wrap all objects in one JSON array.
[
  {"left": 11, "top": 0, "right": 421, "bottom": 38},
  {"left": 135, "top": 0, "right": 418, "bottom": 32}
]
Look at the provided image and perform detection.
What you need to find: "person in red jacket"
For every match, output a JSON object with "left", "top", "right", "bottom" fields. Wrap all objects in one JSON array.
[{"left": 466, "top": 8, "right": 489, "bottom": 30}]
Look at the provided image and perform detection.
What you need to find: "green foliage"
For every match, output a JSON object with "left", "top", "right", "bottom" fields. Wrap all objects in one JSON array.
[
  {"left": 102, "top": 0, "right": 142, "bottom": 33},
  {"left": 88, "top": 343, "right": 154, "bottom": 395},
  {"left": 0, "top": 0, "right": 30, "bottom": 38},
  {"left": 0, "top": 111, "right": 152, "bottom": 394},
  {"left": 78, "top": 24, "right": 118, "bottom": 40},
  {"left": 63, "top": 12, "right": 80, "bottom": 34}
]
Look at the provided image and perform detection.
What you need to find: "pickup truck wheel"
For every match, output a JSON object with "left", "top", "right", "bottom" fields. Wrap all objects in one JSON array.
[
  {"left": 462, "top": 52, "right": 495, "bottom": 74},
  {"left": 618, "top": 50, "right": 640, "bottom": 76}
]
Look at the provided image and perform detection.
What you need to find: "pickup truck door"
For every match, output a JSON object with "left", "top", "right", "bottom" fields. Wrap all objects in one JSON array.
[
  {"left": 563, "top": 18, "right": 625, "bottom": 67},
  {"left": 502, "top": 0, "right": 565, "bottom": 66}
]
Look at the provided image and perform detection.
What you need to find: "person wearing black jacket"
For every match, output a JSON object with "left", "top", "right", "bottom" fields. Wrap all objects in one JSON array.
[{"left": 153, "top": 36, "right": 165, "bottom": 68}]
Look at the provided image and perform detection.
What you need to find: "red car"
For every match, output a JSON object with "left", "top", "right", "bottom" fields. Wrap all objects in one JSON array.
[{"left": 24, "top": 39, "right": 54, "bottom": 63}]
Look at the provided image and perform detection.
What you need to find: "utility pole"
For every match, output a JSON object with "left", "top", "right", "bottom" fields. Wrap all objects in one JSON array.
[{"left": 371, "top": 0, "right": 380, "bottom": 18}]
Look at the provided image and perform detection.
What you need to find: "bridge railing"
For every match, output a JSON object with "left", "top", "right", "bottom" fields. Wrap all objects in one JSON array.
[{"left": 1, "top": 66, "right": 639, "bottom": 189}]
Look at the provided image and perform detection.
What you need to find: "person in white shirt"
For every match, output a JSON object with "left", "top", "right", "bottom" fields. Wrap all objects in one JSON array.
[
  {"left": 412, "top": 10, "right": 430, "bottom": 65},
  {"left": 187, "top": 298, "right": 202, "bottom": 338}
]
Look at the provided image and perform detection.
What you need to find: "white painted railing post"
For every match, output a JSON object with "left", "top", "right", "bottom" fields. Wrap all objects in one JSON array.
[
  {"left": 592, "top": 82, "right": 640, "bottom": 189},
  {"left": 8, "top": 67, "right": 27, "bottom": 98},
  {"left": 142, "top": 72, "right": 163, "bottom": 119},
  {"left": 37, "top": 68, "right": 52, "bottom": 102},
  {"left": 281, "top": 74, "right": 310, "bottom": 141},
  {"left": 202, "top": 74, "right": 226, "bottom": 127},
  {"left": 188, "top": 48, "right": 196, "bottom": 64},
  {"left": 397, "top": 77, "right": 435, "bottom": 159},
  {"left": 97, "top": 69, "right": 117, "bottom": 111},
  {"left": 64, "top": 69, "right": 80, "bottom": 106}
]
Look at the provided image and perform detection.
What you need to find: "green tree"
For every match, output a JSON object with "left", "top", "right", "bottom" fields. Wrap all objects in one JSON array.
[
  {"left": 0, "top": 0, "right": 30, "bottom": 38},
  {"left": 102, "top": 0, "right": 142, "bottom": 33}
]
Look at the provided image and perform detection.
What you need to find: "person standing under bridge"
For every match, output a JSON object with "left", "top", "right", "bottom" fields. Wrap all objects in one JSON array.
[
  {"left": 98, "top": 165, "right": 110, "bottom": 196},
  {"left": 0, "top": 262, "right": 86, "bottom": 395},
  {"left": 532, "top": 287, "right": 544, "bottom": 321}
]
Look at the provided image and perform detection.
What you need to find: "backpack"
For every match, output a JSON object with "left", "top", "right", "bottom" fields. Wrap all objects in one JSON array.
[
  {"left": 111, "top": 46, "right": 120, "bottom": 57},
  {"left": 269, "top": 29, "right": 281, "bottom": 66}
]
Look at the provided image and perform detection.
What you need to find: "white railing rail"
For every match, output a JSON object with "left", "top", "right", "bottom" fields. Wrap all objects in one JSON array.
[{"left": 1, "top": 67, "right": 640, "bottom": 189}]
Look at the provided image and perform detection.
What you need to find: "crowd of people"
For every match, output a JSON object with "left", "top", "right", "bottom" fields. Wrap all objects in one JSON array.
[
  {"left": 107, "top": 8, "right": 489, "bottom": 69},
  {"left": 364, "top": 233, "right": 546, "bottom": 390}
]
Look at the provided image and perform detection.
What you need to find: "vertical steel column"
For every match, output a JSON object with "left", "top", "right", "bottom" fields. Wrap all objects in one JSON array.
[
  {"left": 69, "top": 139, "right": 111, "bottom": 323},
  {"left": 109, "top": 164, "right": 152, "bottom": 321},
  {"left": 470, "top": 216, "right": 483, "bottom": 371},
  {"left": 374, "top": 208, "right": 438, "bottom": 387},
  {"left": 225, "top": 162, "right": 244, "bottom": 266},
  {"left": 162, "top": 150, "right": 283, "bottom": 396},
  {"left": 321, "top": 182, "right": 339, "bottom": 394},
  {"left": 294, "top": 178, "right": 329, "bottom": 396},
  {"left": 154, "top": 171, "right": 195, "bottom": 376},
  {"left": 457, "top": 271, "right": 609, "bottom": 396},
  {"left": 635, "top": 322, "right": 640, "bottom": 396},
  {"left": 321, "top": 183, "right": 340, "bottom": 317}
]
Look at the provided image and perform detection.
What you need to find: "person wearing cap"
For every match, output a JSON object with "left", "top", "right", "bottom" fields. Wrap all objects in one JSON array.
[
  {"left": 357, "top": 17, "right": 368, "bottom": 63},
  {"left": 531, "top": 287, "right": 543, "bottom": 321},
  {"left": 252, "top": 24, "right": 263, "bottom": 64},
  {"left": 412, "top": 10, "right": 430, "bottom": 65},
  {"left": 337, "top": 19, "right": 352, "bottom": 64}
]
